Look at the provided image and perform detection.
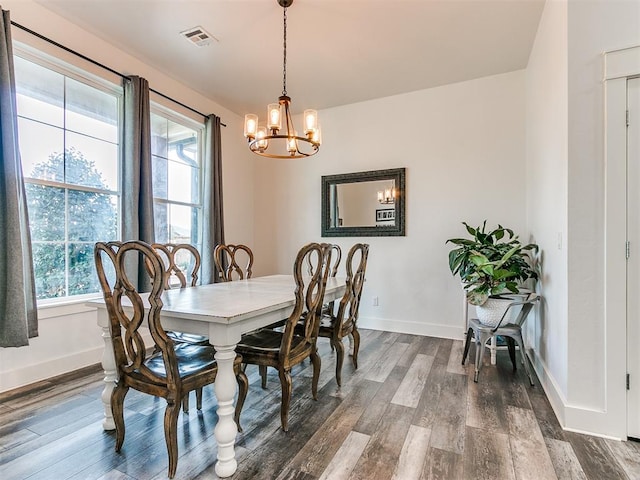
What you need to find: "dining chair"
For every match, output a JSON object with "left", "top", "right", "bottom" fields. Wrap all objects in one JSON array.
[
  {"left": 306, "top": 243, "right": 341, "bottom": 276},
  {"left": 150, "top": 243, "right": 208, "bottom": 412},
  {"left": 214, "top": 243, "right": 278, "bottom": 385},
  {"left": 214, "top": 243, "right": 254, "bottom": 281},
  {"left": 235, "top": 242, "right": 333, "bottom": 431},
  {"left": 150, "top": 243, "right": 209, "bottom": 344},
  {"left": 151, "top": 243, "right": 201, "bottom": 290},
  {"left": 462, "top": 292, "right": 540, "bottom": 385},
  {"left": 262, "top": 244, "right": 340, "bottom": 340},
  {"left": 307, "top": 243, "right": 342, "bottom": 318},
  {"left": 95, "top": 241, "right": 248, "bottom": 479},
  {"left": 311, "top": 243, "right": 369, "bottom": 386}
]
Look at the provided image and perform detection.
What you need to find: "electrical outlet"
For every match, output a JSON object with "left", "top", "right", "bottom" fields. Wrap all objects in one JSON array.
[{"left": 373, "top": 296, "right": 379, "bottom": 306}]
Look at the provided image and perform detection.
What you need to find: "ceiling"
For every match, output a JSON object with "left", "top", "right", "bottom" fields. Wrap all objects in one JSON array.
[{"left": 34, "top": 0, "right": 545, "bottom": 116}]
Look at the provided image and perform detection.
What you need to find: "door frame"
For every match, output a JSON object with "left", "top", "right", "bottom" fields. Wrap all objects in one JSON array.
[
  {"left": 626, "top": 76, "right": 640, "bottom": 439},
  {"left": 604, "top": 45, "right": 640, "bottom": 440}
]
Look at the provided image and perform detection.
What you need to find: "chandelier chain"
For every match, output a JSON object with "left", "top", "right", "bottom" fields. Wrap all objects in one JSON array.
[{"left": 282, "top": 6, "right": 287, "bottom": 96}]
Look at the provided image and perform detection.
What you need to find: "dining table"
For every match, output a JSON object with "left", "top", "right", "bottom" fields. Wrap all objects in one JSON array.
[{"left": 88, "top": 274, "right": 346, "bottom": 478}]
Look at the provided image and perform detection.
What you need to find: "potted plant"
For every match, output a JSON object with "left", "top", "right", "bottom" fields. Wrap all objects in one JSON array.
[{"left": 447, "top": 221, "right": 539, "bottom": 325}]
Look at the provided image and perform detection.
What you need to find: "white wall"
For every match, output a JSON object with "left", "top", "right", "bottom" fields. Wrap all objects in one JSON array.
[
  {"left": 526, "top": 0, "right": 640, "bottom": 439},
  {"left": 564, "top": 0, "right": 639, "bottom": 437},
  {"left": 253, "top": 70, "right": 528, "bottom": 339},
  {"left": 0, "top": 0, "right": 255, "bottom": 392},
  {"left": 524, "top": 0, "right": 569, "bottom": 427}
]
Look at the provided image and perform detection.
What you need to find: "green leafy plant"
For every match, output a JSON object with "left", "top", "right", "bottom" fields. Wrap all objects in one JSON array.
[{"left": 447, "top": 221, "right": 538, "bottom": 306}]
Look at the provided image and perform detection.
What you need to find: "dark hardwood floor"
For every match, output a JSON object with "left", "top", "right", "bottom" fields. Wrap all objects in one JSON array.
[{"left": 1, "top": 330, "right": 639, "bottom": 479}]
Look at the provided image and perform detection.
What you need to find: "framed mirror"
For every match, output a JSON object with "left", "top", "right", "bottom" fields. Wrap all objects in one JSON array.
[{"left": 321, "top": 168, "right": 406, "bottom": 237}]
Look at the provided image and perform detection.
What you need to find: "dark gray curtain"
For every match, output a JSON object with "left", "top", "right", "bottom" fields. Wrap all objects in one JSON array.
[
  {"left": 0, "top": 7, "right": 38, "bottom": 347},
  {"left": 200, "top": 114, "right": 225, "bottom": 284},
  {"left": 122, "top": 75, "right": 154, "bottom": 291}
]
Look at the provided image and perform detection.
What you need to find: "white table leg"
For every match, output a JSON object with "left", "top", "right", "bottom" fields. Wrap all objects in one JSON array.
[
  {"left": 348, "top": 333, "right": 354, "bottom": 356},
  {"left": 97, "top": 311, "right": 116, "bottom": 430},
  {"left": 213, "top": 344, "right": 239, "bottom": 478}
]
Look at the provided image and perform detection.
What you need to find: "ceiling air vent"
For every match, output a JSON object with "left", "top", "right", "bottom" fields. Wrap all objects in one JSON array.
[{"left": 180, "top": 26, "right": 217, "bottom": 47}]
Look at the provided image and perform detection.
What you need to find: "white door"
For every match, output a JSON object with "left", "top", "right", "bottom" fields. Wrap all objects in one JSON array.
[{"left": 628, "top": 76, "right": 640, "bottom": 439}]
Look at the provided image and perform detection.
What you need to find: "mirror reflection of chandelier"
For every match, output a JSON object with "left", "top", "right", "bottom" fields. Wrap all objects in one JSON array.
[
  {"left": 378, "top": 188, "right": 396, "bottom": 204},
  {"left": 243, "top": 0, "right": 321, "bottom": 159}
]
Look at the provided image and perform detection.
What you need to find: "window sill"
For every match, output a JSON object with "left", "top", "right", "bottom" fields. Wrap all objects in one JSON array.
[{"left": 37, "top": 295, "right": 102, "bottom": 320}]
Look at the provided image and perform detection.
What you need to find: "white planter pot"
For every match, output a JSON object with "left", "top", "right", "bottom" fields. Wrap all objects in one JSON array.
[{"left": 475, "top": 297, "right": 514, "bottom": 327}]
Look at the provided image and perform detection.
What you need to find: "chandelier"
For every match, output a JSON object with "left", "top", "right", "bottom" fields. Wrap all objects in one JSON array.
[
  {"left": 243, "top": 0, "right": 321, "bottom": 159},
  {"left": 378, "top": 188, "right": 396, "bottom": 205}
]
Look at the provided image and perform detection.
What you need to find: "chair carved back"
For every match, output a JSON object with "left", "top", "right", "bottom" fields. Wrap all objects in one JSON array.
[
  {"left": 305, "top": 243, "right": 341, "bottom": 315},
  {"left": 95, "top": 241, "right": 179, "bottom": 387},
  {"left": 214, "top": 244, "right": 254, "bottom": 281},
  {"left": 306, "top": 243, "right": 341, "bottom": 278},
  {"left": 280, "top": 243, "right": 332, "bottom": 364},
  {"left": 335, "top": 243, "right": 370, "bottom": 336},
  {"left": 150, "top": 243, "right": 201, "bottom": 289}
]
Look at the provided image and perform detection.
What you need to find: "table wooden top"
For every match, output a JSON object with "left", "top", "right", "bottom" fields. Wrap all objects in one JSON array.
[{"left": 88, "top": 274, "right": 346, "bottom": 326}]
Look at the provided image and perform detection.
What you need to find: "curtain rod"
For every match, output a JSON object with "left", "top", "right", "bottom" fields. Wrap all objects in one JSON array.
[{"left": 10, "top": 20, "right": 226, "bottom": 127}]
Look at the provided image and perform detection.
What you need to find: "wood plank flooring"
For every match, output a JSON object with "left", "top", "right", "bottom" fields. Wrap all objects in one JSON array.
[{"left": 1, "top": 330, "right": 639, "bottom": 480}]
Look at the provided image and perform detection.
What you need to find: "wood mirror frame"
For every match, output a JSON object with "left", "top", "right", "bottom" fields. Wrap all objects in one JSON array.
[{"left": 321, "top": 168, "right": 406, "bottom": 237}]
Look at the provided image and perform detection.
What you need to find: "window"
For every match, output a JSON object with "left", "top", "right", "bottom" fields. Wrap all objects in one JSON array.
[
  {"left": 150, "top": 109, "right": 203, "bottom": 257},
  {"left": 14, "top": 53, "right": 121, "bottom": 301}
]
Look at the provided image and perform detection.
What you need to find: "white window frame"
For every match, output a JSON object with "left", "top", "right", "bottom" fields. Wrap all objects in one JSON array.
[
  {"left": 150, "top": 102, "right": 205, "bottom": 250},
  {"left": 14, "top": 44, "right": 123, "bottom": 306}
]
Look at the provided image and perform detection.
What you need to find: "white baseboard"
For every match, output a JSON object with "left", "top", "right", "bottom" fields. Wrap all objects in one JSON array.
[
  {"left": 0, "top": 332, "right": 154, "bottom": 394},
  {"left": 527, "top": 348, "right": 626, "bottom": 440},
  {"left": 358, "top": 316, "right": 464, "bottom": 341},
  {"left": 1, "top": 347, "right": 103, "bottom": 392},
  {"left": 527, "top": 347, "right": 568, "bottom": 429},
  {"left": 563, "top": 406, "right": 626, "bottom": 440}
]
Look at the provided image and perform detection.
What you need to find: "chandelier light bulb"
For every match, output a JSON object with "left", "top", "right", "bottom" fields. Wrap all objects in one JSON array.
[
  {"left": 312, "top": 126, "right": 322, "bottom": 145},
  {"left": 256, "top": 126, "right": 269, "bottom": 151},
  {"left": 267, "top": 103, "right": 281, "bottom": 131},
  {"left": 244, "top": 114, "right": 258, "bottom": 139},
  {"left": 287, "top": 133, "right": 298, "bottom": 154},
  {"left": 303, "top": 109, "right": 318, "bottom": 135}
]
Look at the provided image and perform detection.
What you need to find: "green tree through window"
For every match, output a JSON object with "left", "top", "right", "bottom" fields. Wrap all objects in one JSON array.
[{"left": 27, "top": 148, "right": 118, "bottom": 299}]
